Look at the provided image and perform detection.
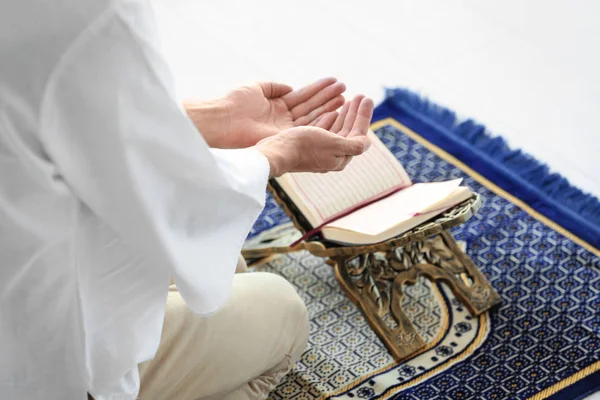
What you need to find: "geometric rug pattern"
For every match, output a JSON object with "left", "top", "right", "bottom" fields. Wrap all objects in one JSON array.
[{"left": 246, "top": 122, "right": 600, "bottom": 400}]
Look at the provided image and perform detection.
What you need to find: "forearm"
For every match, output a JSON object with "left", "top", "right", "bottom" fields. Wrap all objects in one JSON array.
[{"left": 183, "top": 99, "right": 230, "bottom": 148}]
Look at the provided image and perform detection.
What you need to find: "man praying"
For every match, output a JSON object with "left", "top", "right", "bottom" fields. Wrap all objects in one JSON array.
[{"left": 0, "top": 0, "right": 374, "bottom": 399}]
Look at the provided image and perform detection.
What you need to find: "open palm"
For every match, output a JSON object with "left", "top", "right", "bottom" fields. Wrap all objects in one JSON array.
[{"left": 223, "top": 78, "right": 346, "bottom": 148}]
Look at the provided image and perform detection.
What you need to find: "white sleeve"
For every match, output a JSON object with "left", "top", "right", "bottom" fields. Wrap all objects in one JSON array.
[{"left": 39, "top": 6, "right": 269, "bottom": 315}]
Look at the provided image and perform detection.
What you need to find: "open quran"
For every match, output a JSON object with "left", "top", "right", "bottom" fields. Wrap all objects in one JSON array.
[{"left": 272, "top": 131, "right": 473, "bottom": 245}]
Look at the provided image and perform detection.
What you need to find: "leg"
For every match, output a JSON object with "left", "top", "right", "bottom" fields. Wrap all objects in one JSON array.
[{"left": 138, "top": 272, "right": 309, "bottom": 400}]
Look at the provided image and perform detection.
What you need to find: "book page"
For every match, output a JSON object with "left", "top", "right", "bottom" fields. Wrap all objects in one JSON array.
[
  {"left": 324, "top": 179, "right": 464, "bottom": 235},
  {"left": 320, "top": 185, "right": 472, "bottom": 245},
  {"left": 275, "top": 131, "right": 411, "bottom": 227}
]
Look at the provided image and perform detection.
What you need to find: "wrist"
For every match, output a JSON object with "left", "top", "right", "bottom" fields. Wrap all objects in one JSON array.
[
  {"left": 254, "top": 136, "right": 296, "bottom": 178},
  {"left": 183, "top": 99, "right": 230, "bottom": 148},
  {"left": 256, "top": 146, "right": 283, "bottom": 178}
]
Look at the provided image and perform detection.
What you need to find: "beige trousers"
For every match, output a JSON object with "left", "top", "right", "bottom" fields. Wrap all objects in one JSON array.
[{"left": 137, "top": 257, "right": 309, "bottom": 400}]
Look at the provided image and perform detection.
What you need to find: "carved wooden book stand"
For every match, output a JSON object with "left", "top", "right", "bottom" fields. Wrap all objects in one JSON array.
[{"left": 242, "top": 180, "right": 501, "bottom": 360}]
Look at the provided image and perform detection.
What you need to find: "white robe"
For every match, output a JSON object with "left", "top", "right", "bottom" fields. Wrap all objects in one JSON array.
[{"left": 0, "top": 1, "right": 269, "bottom": 399}]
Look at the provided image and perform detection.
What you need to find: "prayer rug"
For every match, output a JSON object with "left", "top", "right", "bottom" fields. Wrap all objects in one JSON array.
[{"left": 245, "top": 89, "right": 600, "bottom": 400}]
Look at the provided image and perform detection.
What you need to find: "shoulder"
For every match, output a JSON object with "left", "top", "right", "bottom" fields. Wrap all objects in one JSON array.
[
  {"left": 39, "top": 0, "right": 178, "bottom": 137},
  {"left": 41, "top": 0, "right": 168, "bottom": 102},
  {"left": 0, "top": 0, "right": 161, "bottom": 118}
]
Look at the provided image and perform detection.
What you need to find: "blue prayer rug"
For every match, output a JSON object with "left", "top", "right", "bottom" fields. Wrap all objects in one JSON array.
[{"left": 246, "top": 90, "right": 600, "bottom": 400}]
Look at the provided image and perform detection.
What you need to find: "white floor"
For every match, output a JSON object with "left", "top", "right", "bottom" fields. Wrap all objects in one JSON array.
[{"left": 151, "top": 1, "right": 599, "bottom": 398}]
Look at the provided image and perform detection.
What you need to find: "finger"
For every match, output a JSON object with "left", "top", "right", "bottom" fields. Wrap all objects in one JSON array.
[
  {"left": 308, "top": 112, "right": 329, "bottom": 126},
  {"left": 309, "top": 115, "right": 323, "bottom": 126},
  {"left": 315, "top": 111, "right": 338, "bottom": 130},
  {"left": 290, "top": 82, "right": 346, "bottom": 121},
  {"left": 281, "top": 77, "right": 338, "bottom": 108},
  {"left": 293, "top": 95, "right": 345, "bottom": 127},
  {"left": 259, "top": 82, "right": 293, "bottom": 99},
  {"left": 348, "top": 97, "right": 375, "bottom": 138},
  {"left": 339, "top": 95, "right": 365, "bottom": 137},
  {"left": 330, "top": 101, "right": 350, "bottom": 133}
]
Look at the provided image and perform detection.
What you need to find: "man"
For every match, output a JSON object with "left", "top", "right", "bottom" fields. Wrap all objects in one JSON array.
[{"left": 0, "top": 1, "right": 373, "bottom": 399}]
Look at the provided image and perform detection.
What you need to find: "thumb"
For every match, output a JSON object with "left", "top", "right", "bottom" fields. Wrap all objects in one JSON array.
[
  {"left": 260, "top": 82, "right": 294, "bottom": 99},
  {"left": 334, "top": 155, "right": 353, "bottom": 171},
  {"left": 336, "top": 135, "right": 371, "bottom": 156}
]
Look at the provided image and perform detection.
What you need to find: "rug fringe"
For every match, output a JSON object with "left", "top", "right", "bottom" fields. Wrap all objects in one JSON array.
[{"left": 384, "top": 88, "right": 600, "bottom": 231}]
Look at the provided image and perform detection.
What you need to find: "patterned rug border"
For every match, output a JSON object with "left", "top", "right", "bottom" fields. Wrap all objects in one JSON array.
[
  {"left": 321, "top": 280, "right": 452, "bottom": 398},
  {"left": 323, "top": 282, "right": 489, "bottom": 400},
  {"left": 377, "top": 316, "right": 489, "bottom": 400},
  {"left": 368, "top": 118, "right": 600, "bottom": 399},
  {"left": 374, "top": 296, "right": 489, "bottom": 400}
]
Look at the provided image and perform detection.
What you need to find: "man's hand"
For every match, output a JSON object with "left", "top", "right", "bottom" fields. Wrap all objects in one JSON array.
[
  {"left": 255, "top": 96, "right": 374, "bottom": 178},
  {"left": 184, "top": 78, "right": 345, "bottom": 149}
]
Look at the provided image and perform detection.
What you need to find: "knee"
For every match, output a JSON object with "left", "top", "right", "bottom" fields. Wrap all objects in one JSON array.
[{"left": 281, "top": 277, "right": 309, "bottom": 353}]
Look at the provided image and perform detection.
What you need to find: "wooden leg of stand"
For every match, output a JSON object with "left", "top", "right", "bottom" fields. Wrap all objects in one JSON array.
[
  {"left": 438, "top": 231, "right": 502, "bottom": 315},
  {"left": 393, "top": 232, "right": 501, "bottom": 317},
  {"left": 332, "top": 254, "right": 426, "bottom": 361},
  {"left": 330, "top": 231, "right": 501, "bottom": 361}
]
